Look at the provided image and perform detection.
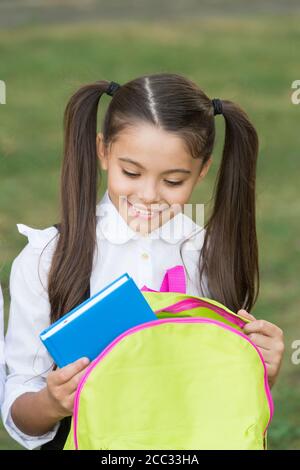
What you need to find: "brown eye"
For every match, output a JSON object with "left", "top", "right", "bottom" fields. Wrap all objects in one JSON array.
[
  {"left": 122, "top": 170, "right": 140, "bottom": 178},
  {"left": 165, "top": 180, "right": 184, "bottom": 186}
]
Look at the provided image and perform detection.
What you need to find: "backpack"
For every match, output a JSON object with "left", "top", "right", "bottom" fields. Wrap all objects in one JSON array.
[{"left": 63, "top": 265, "right": 273, "bottom": 450}]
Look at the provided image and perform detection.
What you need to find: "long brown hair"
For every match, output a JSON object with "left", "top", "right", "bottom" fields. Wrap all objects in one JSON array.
[{"left": 48, "top": 73, "right": 259, "bottom": 322}]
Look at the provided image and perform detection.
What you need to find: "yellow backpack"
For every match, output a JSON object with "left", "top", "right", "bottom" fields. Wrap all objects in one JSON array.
[{"left": 64, "top": 266, "right": 273, "bottom": 450}]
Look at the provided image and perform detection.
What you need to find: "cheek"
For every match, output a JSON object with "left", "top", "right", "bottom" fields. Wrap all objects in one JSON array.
[
  {"left": 107, "top": 168, "right": 134, "bottom": 196},
  {"left": 163, "top": 184, "right": 194, "bottom": 207}
]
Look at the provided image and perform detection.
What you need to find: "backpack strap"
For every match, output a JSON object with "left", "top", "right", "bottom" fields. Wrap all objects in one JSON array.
[
  {"left": 159, "top": 265, "right": 186, "bottom": 294},
  {"left": 141, "top": 265, "right": 186, "bottom": 294},
  {"left": 40, "top": 224, "right": 90, "bottom": 450}
]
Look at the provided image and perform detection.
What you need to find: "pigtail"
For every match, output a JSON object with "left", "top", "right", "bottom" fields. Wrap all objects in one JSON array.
[
  {"left": 200, "top": 100, "right": 259, "bottom": 312},
  {"left": 48, "top": 81, "right": 109, "bottom": 322}
]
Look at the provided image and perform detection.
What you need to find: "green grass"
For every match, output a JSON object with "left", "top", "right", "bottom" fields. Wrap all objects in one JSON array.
[{"left": 0, "top": 16, "right": 300, "bottom": 449}]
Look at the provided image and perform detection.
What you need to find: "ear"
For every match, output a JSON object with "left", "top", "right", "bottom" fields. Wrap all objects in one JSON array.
[
  {"left": 96, "top": 132, "right": 108, "bottom": 171},
  {"left": 196, "top": 157, "right": 212, "bottom": 184}
]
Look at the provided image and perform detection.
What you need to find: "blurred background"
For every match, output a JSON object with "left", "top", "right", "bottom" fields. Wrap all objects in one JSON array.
[{"left": 0, "top": 0, "right": 299, "bottom": 450}]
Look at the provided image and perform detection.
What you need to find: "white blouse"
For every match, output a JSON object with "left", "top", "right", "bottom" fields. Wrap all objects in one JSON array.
[{"left": 2, "top": 190, "right": 209, "bottom": 449}]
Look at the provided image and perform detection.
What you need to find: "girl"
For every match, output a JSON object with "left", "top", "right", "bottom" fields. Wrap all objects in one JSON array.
[
  {"left": 0, "top": 284, "right": 5, "bottom": 407},
  {"left": 2, "top": 73, "right": 284, "bottom": 449}
]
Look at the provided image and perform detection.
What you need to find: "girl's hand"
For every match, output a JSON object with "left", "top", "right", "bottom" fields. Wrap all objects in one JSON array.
[
  {"left": 46, "top": 357, "right": 90, "bottom": 418},
  {"left": 238, "top": 309, "right": 284, "bottom": 389}
]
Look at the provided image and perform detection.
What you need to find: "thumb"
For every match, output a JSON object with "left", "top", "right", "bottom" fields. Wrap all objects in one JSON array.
[{"left": 237, "top": 309, "right": 256, "bottom": 321}]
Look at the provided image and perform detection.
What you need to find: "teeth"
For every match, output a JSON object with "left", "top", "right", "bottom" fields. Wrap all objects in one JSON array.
[
  {"left": 131, "top": 204, "right": 155, "bottom": 215},
  {"left": 135, "top": 208, "right": 154, "bottom": 216},
  {"left": 138, "top": 209, "right": 159, "bottom": 214},
  {"left": 128, "top": 201, "right": 163, "bottom": 216}
]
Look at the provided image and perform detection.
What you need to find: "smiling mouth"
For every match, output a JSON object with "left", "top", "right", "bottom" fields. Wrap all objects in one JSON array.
[{"left": 126, "top": 200, "right": 168, "bottom": 219}]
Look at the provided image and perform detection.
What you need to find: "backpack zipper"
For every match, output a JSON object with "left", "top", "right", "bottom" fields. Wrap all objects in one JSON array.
[{"left": 154, "top": 297, "right": 247, "bottom": 328}]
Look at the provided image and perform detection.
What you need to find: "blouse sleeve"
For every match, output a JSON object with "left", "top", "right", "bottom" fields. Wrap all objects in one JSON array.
[
  {"left": 0, "top": 285, "right": 5, "bottom": 407},
  {"left": 1, "top": 224, "right": 60, "bottom": 449}
]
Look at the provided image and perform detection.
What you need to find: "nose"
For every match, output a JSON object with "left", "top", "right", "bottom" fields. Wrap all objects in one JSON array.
[{"left": 137, "top": 179, "right": 160, "bottom": 206}]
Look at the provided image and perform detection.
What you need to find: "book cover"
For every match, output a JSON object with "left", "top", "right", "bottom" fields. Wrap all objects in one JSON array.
[{"left": 40, "top": 273, "right": 156, "bottom": 367}]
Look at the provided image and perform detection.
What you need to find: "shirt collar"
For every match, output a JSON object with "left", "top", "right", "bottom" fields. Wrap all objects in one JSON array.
[{"left": 96, "top": 190, "right": 202, "bottom": 245}]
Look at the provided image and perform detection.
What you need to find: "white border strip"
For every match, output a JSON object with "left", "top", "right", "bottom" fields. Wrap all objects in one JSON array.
[{"left": 41, "top": 276, "right": 129, "bottom": 339}]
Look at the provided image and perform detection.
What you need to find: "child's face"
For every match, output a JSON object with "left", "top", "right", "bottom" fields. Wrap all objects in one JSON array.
[{"left": 97, "top": 123, "right": 211, "bottom": 236}]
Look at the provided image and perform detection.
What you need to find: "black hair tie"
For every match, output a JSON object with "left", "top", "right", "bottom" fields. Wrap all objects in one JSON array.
[
  {"left": 106, "top": 81, "right": 121, "bottom": 96},
  {"left": 211, "top": 98, "right": 223, "bottom": 116}
]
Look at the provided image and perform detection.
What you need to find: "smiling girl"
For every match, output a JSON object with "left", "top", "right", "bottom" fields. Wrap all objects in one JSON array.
[{"left": 2, "top": 73, "right": 284, "bottom": 449}]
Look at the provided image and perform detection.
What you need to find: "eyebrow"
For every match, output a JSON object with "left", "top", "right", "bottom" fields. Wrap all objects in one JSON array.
[{"left": 118, "top": 157, "right": 191, "bottom": 175}]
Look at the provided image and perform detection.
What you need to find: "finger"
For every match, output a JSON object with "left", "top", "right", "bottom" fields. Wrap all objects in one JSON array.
[
  {"left": 62, "top": 391, "right": 77, "bottom": 415},
  {"left": 246, "top": 333, "right": 274, "bottom": 350},
  {"left": 69, "top": 391, "right": 76, "bottom": 414},
  {"left": 67, "top": 367, "right": 91, "bottom": 394},
  {"left": 56, "top": 357, "right": 90, "bottom": 384},
  {"left": 264, "top": 363, "right": 277, "bottom": 380},
  {"left": 256, "top": 347, "right": 273, "bottom": 364},
  {"left": 243, "top": 319, "right": 280, "bottom": 337},
  {"left": 238, "top": 309, "right": 256, "bottom": 321}
]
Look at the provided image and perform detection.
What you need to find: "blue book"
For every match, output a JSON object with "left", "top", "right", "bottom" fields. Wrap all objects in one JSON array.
[{"left": 40, "top": 273, "right": 156, "bottom": 368}]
